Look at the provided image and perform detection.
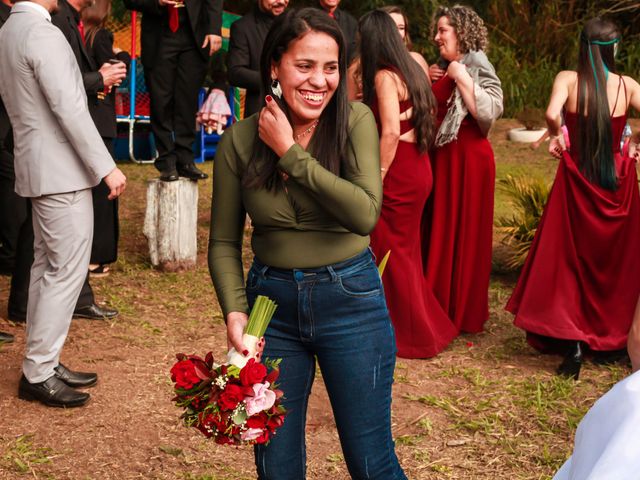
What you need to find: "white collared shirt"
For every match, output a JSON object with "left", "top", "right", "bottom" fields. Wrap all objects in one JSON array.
[{"left": 13, "top": 1, "right": 51, "bottom": 22}]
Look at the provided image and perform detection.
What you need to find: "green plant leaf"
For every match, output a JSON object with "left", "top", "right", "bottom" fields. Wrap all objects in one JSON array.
[{"left": 232, "top": 408, "right": 248, "bottom": 426}]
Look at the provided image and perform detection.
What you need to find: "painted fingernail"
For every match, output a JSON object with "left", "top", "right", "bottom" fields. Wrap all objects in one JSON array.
[
  {"left": 265, "top": 95, "right": 273, "bottom": 103},
  {"left": 242, "top": 349, "right": 249, "bottom": 356}
]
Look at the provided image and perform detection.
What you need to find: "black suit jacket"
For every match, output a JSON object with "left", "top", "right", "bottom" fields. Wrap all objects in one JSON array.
[
  {"left": 52, "top": 0, "right": 104, "bottom": 96},
  {"left": 226, "top": 5, "right": 275, "bottom": 117},
  {"left": 314, "top": 6, "right": 357, "bottom": 64},
  {"left": 0, "top": 3, "right": 8, "bottom": 28},
  {"left": 0, "top": 2, "right": 12, "bottom": 144},
  {"left": 122, "top": 0, "right": 222, "bottom": 69},
  {"left": 85, "top": 29, "right": 131, "bottom": 138}
]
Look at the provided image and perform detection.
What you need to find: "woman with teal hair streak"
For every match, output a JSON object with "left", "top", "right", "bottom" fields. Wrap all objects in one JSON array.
[{"left": 507, "top": 17, "right": 640, "bottom": 380}]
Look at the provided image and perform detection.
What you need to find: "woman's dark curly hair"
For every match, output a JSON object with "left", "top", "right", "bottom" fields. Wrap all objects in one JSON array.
[{"left": 433, "top": 5, "right": 489, "bottom": 53}]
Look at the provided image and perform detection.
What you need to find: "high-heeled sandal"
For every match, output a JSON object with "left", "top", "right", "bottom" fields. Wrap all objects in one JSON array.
[
  {"left": 556, "top": 341, "right": 583, "bottom": 380},
  {"left": 89, "top": 264, "right": 110, "bottom": 278}
]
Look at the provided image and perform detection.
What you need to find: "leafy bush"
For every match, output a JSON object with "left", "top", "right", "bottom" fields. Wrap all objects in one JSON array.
[{"left": 496, "top": 175, "right": 551, "bottom": 270}]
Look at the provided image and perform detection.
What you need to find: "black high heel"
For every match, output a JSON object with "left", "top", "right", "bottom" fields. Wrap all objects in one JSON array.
[
  {"left": 591, "top": 348, "right": 629, "bottom": 366},
  {"left": 557, "top": 341, "right": 583, "bottom": 380}
]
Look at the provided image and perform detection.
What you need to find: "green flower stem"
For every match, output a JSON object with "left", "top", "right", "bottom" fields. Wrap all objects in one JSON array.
[{"left": 245, "top": 295, "right": 278, "bottom": 338}]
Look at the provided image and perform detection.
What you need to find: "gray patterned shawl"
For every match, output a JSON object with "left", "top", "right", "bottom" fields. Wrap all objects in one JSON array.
[{"left": 434, "top": 50, "right": 503, "bottom": 147}]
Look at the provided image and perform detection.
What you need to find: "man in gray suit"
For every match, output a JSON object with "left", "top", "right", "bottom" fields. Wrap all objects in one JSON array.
[{"left": 0, "top": 0, "right": 127, "bottom": 407}]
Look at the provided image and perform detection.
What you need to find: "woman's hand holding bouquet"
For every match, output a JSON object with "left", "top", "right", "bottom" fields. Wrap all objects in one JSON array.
[{"left": 170, "top": 296, "right": 285, "bottom": 445}]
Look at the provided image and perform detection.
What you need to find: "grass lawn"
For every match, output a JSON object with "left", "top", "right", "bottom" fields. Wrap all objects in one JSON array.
[{"left": 0, "top": 118, "right": 637, "bottom": 479}]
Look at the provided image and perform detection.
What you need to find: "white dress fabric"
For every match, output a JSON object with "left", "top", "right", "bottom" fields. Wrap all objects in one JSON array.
[{"left": 553, "top": 370, "right": 640, "bottom": 480}]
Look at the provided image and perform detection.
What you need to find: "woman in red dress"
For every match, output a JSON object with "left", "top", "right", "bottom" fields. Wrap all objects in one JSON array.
[
  {"left": 424, "top": 6, "right": 503, "bottom": 334},
  {"left": 359, "top": 10, "right": 457, "bottom": 358},
  {"left": 507, "top": 18, "right": 640, "bottom": 379}
]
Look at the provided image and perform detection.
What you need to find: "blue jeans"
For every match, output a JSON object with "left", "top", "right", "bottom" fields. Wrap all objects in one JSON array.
[{"left": 247, "top": 249, "right": 407, "bottom": 480}]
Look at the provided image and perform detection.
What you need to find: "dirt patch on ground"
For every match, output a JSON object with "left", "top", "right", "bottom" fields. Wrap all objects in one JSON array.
[{"left": 0, "top": 119, "right": 632, "bottom": 479}]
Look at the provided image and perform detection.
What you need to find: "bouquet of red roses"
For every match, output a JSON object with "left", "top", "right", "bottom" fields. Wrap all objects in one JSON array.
[
  {"left": 170, "top": 296, "right": 285, "bottom": 445},
  {"left": 170, "top": 354, "right": 285, "bottom": 445}
]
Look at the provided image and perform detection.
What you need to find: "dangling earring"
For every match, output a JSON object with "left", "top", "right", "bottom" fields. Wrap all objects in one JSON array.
[{"left": 271, "top": 79, "right": 282, "bottom": 99}]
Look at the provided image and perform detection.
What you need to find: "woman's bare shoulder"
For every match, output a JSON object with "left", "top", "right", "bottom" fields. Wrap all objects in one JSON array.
[
  {"left": 555, "top": 70, "right": 577, "bottom": 83},
  {"left": 621, "top": 75, "right": 640, "bottom": 89},
  {"left": 374, "top": 68, "right": 400, "bottom": 84}
]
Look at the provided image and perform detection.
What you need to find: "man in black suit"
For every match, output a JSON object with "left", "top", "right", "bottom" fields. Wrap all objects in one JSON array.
[
  {"left": 123, "top": 0, "right": 223, "bottom": 182},
  {"left": 227, "top": 0, "right": 289, "bottom": 118},
  {"left": 5, "top": 0, "right": 126, "bottom": 324},
  {"left": 53, "top": 0, "right": 127, "bottom": 104},
  {"left": 317, "top": 0, "right": 357, "bottom": 64}
]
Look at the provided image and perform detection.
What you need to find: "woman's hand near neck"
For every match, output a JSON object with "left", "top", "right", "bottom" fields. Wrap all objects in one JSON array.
[
  {"left": 259, "top": 96, "right": 296, "bottom": 157},
  {"left": 447, "top": 60, "right": 478, "bottom": 118}
]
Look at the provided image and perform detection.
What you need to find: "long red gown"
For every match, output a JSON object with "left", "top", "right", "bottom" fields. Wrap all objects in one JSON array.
[
  {"left": 369, "top": 98, "right": 457, "bottom": 358},
  {"left": 507, "top": 110, "right": 640, "bottom": 351},
  {"left": 423, "top": 75, "right": 495, "bottom": 333}
]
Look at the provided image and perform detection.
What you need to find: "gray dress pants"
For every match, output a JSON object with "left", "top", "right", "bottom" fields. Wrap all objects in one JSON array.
[{"left": 23, "top": 189, "right": 93, "bottom": 383}]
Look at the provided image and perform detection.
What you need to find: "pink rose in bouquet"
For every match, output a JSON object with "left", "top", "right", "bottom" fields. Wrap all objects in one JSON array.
[
  {"left": 240, "top": 428, "right": 265, "bottom": 442},
  {"left": 245, "top": 382, "right": 276, "bottom": 416}
]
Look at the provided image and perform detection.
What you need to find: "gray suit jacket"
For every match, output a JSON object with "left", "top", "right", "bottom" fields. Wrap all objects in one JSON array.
[{"left": 0, "top": 3, "right": 115, "bottom": 198}]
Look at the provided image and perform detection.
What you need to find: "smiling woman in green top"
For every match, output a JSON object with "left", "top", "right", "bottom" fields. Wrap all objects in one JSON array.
[{"left": 208, "top": 7, "right": 407, "bottom": 480}]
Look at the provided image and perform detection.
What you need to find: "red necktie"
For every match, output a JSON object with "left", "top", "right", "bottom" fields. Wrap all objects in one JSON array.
[
  {"left": 168, "top": 6, "right": 179, "bottom": 33},
  {"left": 77, "top": 19, "right": 85, "bottom": 43},
  {"left": 328, "top": 11, "right": 335, "bottom": 18}
]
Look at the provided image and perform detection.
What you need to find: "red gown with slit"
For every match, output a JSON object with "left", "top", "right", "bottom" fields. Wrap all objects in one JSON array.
[
  {"left": 506, "top": 85, "right": 640, "bottom": 351},
  {"left": 369, "top": 98, "right": 457, "bottom": 358},
  {"left": 422, "top": 75, "right": 495, "bottom": 333}
]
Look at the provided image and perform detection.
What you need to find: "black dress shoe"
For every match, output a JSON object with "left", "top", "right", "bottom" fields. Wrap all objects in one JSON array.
[
  {"left": 177, "top": 163, "right": 208, "bottom": 180},
  {"left": 54, "top": 363, "right": 97, "bottom": 388},
  {"left": 159, "top": 168, "right": 179, "bottom": 182},
  {"left": 557, "top": 341, "right": 583, "bottom": 380},
  {"left": 18, "top": 375, "right": 90, "bottom": 408},
  {"left": 0, "top": 331, "right": 14, "bottom": 343},
  {"left": 73, "top": 303, "right": 118, "bottom": 320}
]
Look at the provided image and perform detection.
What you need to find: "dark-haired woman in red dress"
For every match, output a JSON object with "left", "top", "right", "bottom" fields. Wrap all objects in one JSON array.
[
  {"left": 507, "top": 17, "right": 640, "bottom": 379},
  {"left": 359, "top": 10, "right": 457, "bottom": 358},
  {"left": 425, "top": 6, "right": 503, "bottom": 335}
]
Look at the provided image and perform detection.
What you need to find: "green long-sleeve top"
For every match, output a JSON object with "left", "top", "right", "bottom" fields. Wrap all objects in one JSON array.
[{"left": 208, "top": 101, "right": 381, "bottom": 317}]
